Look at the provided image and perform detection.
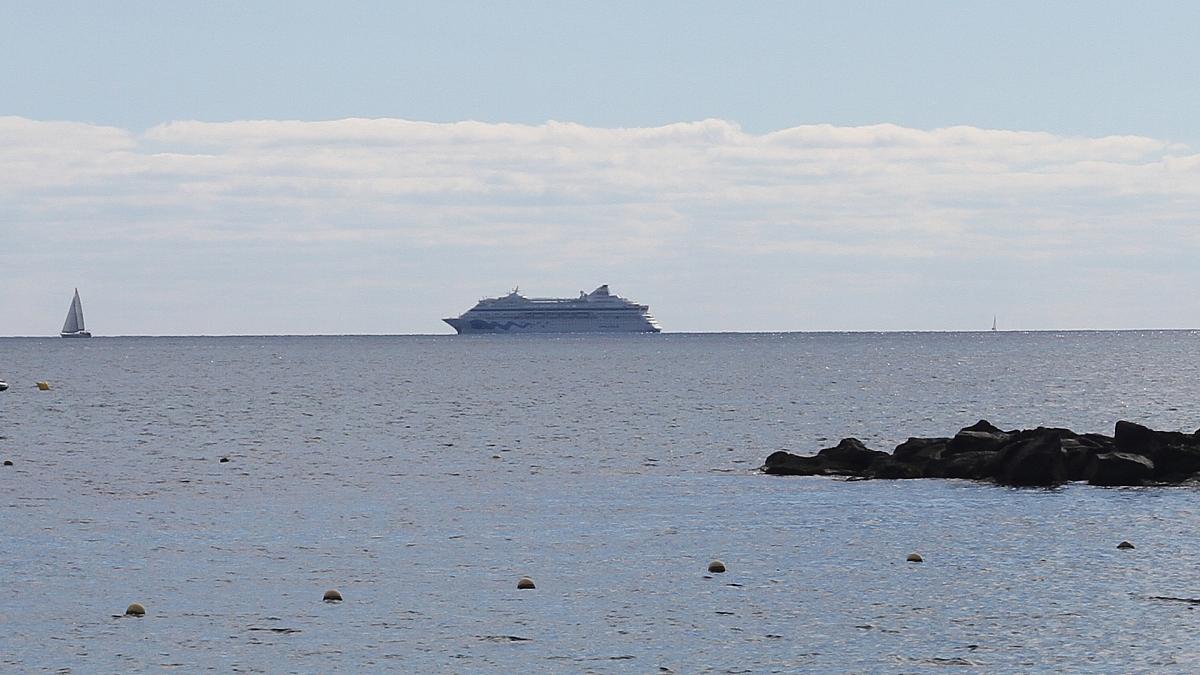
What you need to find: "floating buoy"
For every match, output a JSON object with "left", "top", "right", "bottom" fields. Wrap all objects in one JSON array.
[
  {"left": 323, "top": 589, "right": 343, "bottom": 602},
  {"left": 517, "top": 576, "right": 536, "bottom": 590},
  {"left": 1117, "top": 541, "right": 1135, "bottom": 550},
  {"left": 0, "top": 380, "right": 9, "bottom": 391},
  {"left": 2, "top": 460, "right": 12, "bottom": 466},
  {"left": 36, "top": 381, "right": 50, "bottom": 391},
  {"left": 707, "top": 560, "right": 726, "bottom": 573},
  {"left": 125, "top": 602, "right": 146, "bottom": 616},
  {"left": 219, "top": 457, "right": 230, "bottom": 463},
  {"left": 907, "top": 553, "right": 924, "bottom": 563}
]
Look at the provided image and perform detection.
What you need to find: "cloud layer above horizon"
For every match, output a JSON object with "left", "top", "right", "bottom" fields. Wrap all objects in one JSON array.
[{"left": 3, "top": 116, "right": 1199, "bottom": 333}]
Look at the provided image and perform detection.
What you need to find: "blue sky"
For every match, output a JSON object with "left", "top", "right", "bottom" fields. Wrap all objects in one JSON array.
[{"left": 3, "top": 1, "right": 1200, "bottom": 334}]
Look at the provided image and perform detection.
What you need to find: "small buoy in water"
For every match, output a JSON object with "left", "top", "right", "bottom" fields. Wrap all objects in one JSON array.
[
  {"left": 36, "top": 381, "right": 50, "bottom": 391},
  {"left": 219, "top": 457, "right": 229, "bottom": 463},
  {"left": 125, "top": 602, "right": 146, "bottom": 616},
  {"left": 707, "top": 560, "right": 726, "bottom": 573},
  {"left": 517, "top": 576, "right": 536, "bottom": 590},
  {"left": 907, "top": 553, "right": 924, "bottom": 563},
  {"left": 1117, "top": 541, "right": 1135, "bottom": 550},
  {"left": 323, "top": 589, "right": 343, "bottom": 602},
  {"left": 0, "top": 380, "right": 9, "bottom": 391},
  {"left": 2, "top": 460, "right": 12, "bottom": 466}
]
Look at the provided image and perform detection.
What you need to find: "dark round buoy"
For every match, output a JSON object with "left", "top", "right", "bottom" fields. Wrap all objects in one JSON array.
[
  {"left": 125, "top": 602, "right": 146, "bottom": 616},
  {"left": 517, "top": 576, "right": 536, "bottom": 590},
  {"left": 1117, "top": 541, "right": 1135, "bottom": 550},
  {"left": 707, "top": 560, "right": 726, "bottom": 573},
  {"left": 323, "top": 589, "right": 343, "bottom": 602},
  {"left": 2, "top": 460, "right": 12, "bottom": 466},
  {"left": 907, "top": 553, "right": 924, "bottom": 563},
  {"left": 219, "top": 457, "right": 229, "bottom": 463}
]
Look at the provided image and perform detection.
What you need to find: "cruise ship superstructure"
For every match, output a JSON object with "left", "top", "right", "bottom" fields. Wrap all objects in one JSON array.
[{"left": 444, "top": 285, "right": 662, "bottom": 334}]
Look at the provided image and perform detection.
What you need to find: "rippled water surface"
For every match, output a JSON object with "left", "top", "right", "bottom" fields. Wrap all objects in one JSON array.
[{"left": 2, "top": 332, "right": 1199, "bottom": 672}]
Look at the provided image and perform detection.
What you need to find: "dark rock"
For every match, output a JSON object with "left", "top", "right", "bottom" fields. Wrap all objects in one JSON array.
[
  {"left": 996, "top": 432, "right": 1068, "bottom": 486},
  {"left": 1114, "top": 420, "right": 1195, "bottom": 456},
  {"left": 1113, "top": 420, "right": 1163, "bottom": 457},
  {"left": 816, "top": 438, "right": 889, "bottom": 472},
  {"left": 762, "top": 450, "right": 827, "bottom": 476},
  {"left": 933, "top": 450, "right": 1000, "bottom": 480},
  {"left": 1114, "top": 420, "right": 1200, "bottom": 480},
  {"left": 1062, "top": 436, "right": 1109, "bottom": 481},
  {"left": 1085, "top": 452, "right": 1155, "bottom": 486},
  {"left": 1151, "top": 444, "right": 1200, "bottom": 481},
  {"left": 1002, "top": 426, "right": 1077, "bottom": 448},
  {"left": 762, "top": 439, "right": 889, "bottom": 477},
  {"left": 893, "top": 437, "right": 949, "bottom": 463},
  {"left": 961, "top": 420, "right": 1005, "bottom": 434},
  {"left": 1080, "top": 433, "right": 1117, "bottom": 451},
  {"left": 946, "top": 429, "right": 1012, "bottom": 455},
  {"left": 763, "top": 420, "right": 1200, "bottom": 486},
  {"left": 864, "top": 456, "right": 925, "bottom": 479}
]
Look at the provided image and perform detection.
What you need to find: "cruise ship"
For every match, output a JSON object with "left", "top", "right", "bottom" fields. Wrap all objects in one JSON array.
[{"left": 444, "top": 285, "right": 662, "bottom": 334}]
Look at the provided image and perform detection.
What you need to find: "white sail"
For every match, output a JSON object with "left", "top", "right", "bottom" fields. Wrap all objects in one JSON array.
[{"left": 62, "top": 289, "right": 86, "bottom": 334}]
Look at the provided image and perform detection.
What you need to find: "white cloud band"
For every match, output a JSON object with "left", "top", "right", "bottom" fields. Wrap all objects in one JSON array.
[{"left": 3, "top": 115, "right": 1197, "bottom": 264}]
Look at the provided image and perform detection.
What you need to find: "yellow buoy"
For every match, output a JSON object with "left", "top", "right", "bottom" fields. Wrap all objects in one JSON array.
[
  {"left": 125, "top": 602, "right": 146, "bottom": 616},
  {"left": 36, "top": 381, "right": 50, "bottom": 391},
  {"left": 707, "top": 560, "right": 726, "bottom": 573},
  {"left": 907, "top": 553, "right": 924, "bottom": 563},
  {"left": 323, "top": 589, "right": 343, "bottom": 602},
  {"left": 517, "top": 576, "right": 536, "bottom": 590}
]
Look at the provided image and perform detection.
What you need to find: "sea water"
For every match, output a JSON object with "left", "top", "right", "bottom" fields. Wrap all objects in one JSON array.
[{"left": 1, "top": 332, "right": 1198, "bottom": 672}]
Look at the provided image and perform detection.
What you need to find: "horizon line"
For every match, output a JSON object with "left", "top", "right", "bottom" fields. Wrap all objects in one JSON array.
[{"left": 2, "top": 328, "right": 1198, "bottom": 339}]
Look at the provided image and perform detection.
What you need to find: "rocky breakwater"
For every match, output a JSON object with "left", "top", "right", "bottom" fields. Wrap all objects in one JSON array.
[{"left": 762, "top": 420, "right": 1200, "bottom": 487}]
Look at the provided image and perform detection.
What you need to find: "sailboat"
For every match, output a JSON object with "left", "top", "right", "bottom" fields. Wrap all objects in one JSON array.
[
  {"left": 60, "top": 288, "right": 92, "bottom": 338},
  {"left": 991, "top": 315, "right": 997, "bottom": 332}
]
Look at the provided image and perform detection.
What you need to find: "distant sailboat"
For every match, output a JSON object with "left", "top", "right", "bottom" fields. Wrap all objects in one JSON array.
[
  {"left": 60, "top": 288, "right": 92, "bottom": 338},
  {"left": 991, "top": 315, "right": 997, "bottom": 332}
]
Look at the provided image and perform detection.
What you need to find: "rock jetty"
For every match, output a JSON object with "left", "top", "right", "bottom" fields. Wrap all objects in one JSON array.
[{"left": 762, "top": 420, "right": 1200, "bottom": 487}]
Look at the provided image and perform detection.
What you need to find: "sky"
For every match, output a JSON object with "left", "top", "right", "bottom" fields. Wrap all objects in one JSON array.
[{"left": 2, "top": 0, "right": 1199, "bottom": 334}]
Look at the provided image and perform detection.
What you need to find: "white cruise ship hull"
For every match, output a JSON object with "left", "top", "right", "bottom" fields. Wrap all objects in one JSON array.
[
  {"left": 444, "top": 285, "right": 661, "bottom": 334},
  {"left": 444, "top": 314, "right": 660, "bottom": 334}
]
